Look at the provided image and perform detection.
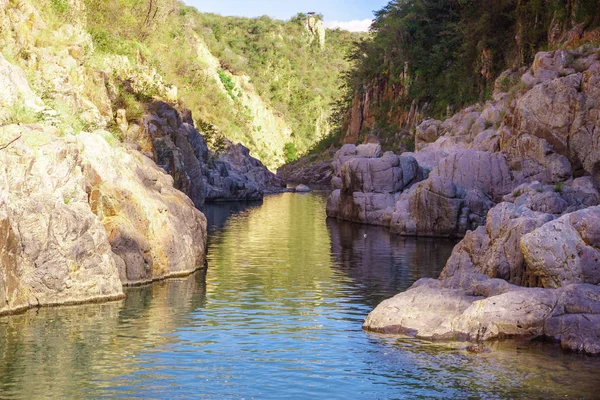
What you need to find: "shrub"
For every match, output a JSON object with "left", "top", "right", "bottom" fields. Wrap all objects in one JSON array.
[
  {"left": 51, "top": 0, "right": 68, "bottom": 14},
  {"left": 217, "top": 69, "right": 238, "bottom": 101},
  {"left": 283, "top": 142, "right": 298, "bottom": 163},
  {"left": 554, "top": 182, "right": 564, "bottom": 192},
  {"left": 3, "top": 101, "right": 41, "bottom": 125}
]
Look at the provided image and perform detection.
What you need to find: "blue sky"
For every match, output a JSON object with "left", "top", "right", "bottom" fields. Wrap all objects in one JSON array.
[{"left": 182, "top": 0, "right": 391, "bottom": 31}]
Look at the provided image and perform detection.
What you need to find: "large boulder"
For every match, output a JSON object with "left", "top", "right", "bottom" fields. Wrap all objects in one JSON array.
[
  {"left": 510, "top": 48, "right": 600, "bottom": 176},
  {"left": 440, "top": 203, "right": 555, "bottom": 286},
  {"left": 331, "top": 143, "right": 381, "bottom": 190},
  {"left": 364, "top": 274, "right": 600, "bottom": 354},
  {"left": 79, "top": 132, "right": 207, "bottom": 286},
  {"left": 390, "top": 150, "right": 514, "bottom": 237},
  {"left": 521, "top": 206, "right": 600, "bottom": 289},
  {"left": 0, "top": 125, "right": 123, "bottom": 314},
  {"left": 327, "top": 148, "right": 423, "bottom": 226}
]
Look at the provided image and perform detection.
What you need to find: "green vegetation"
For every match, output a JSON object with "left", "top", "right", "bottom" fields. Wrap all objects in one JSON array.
[
  {"left": 554, "top": 182, "right": 564, "bottom": 193},
  {"left": 283, "top": 142, "right": 298, "bottom": 163},
  {"left": 335, "top": 0, "right": 600, "bottom": 134},
  {"left": 194, "top": 12, "right": 364, "bottom": 155},
  {"left": 2, "top": 101, "right": 41, "bottom": 125},
  {"left": 197, "top": 118, "right": 227, "bottom": 155},
  {"left": 50, "top": 0, "right": 69, "bottom": 14},
  {"left": 217, "top": 69, "right": 239, "bottom": 102},
  {"left": 75, "top": 0, "right": 363, "bottom": 167}
]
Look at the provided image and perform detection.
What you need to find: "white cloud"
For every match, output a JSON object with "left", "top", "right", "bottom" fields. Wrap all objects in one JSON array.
[{"left": 323, "top": 19, "right": 372, "bottom": 32}]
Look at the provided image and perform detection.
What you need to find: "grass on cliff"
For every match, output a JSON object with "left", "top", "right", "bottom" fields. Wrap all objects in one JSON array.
[{"left": 76, "top": 0, "right": 362, "bottom": 166}]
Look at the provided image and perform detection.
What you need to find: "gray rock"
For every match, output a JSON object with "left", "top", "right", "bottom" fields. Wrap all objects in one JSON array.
[
  {"left": 295, "top": 184, "right": 310, "bottom": 192},
  {"left": 138, "top": 102, "right": 283, "bottom": 205},
  {"left": 0, "top": 125, "right": 123, "bottom": 314},
  {"left": 521, "top": 206, "right": 600, "bottom": 288}
]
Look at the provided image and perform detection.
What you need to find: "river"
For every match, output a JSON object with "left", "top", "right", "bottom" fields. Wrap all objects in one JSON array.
[{"left": 0, "top": 192, "right": 598, "bottom": 398}]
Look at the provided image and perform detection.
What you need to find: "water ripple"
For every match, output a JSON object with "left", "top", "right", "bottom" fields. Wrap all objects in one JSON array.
[{"left": 0, "top": 192, "right": 598, "bottom": 399}]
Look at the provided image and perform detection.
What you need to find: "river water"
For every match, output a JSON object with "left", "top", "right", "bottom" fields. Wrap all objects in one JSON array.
[{"left": 0, "top": 192, "right": 599, "bottom": 399}]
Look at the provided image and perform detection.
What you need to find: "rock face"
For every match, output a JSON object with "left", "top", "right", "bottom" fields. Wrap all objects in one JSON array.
[
  {"left": 364, "top": 178, "right": 600, "bottom": 354},
  {"left": 327, "top": 143, "right": 424, "bottom": 226},
  {"left": 0, "top": 124, "right": 208, "bottom": 313},
  {"left": 521, "top": 207, "right": 600, "bottom": 289},
  {"left": 328, "top": 45, "right": 600, "bottom": 239},
  {"left": 0, "top": 125, "right": 122, "bottom": 314},
  {"left": 127, "top": 102, "right": 284, "bottom": 205},
  {"left": 79, "top": 132, "right": 207, "bottom": 285},
  {"left": 360, "top": 45, "right": 600, "bottom": 355},
  {"left": 276, "top": 153, "right": 334, "bottom": 188},
  {"left": 0, "top": 53, "right": 44, "bottom": 122}
]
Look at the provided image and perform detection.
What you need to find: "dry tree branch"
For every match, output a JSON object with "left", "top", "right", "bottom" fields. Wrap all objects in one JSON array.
[{"left": 0, "top": 135, "right": 22, "bottom": 151}]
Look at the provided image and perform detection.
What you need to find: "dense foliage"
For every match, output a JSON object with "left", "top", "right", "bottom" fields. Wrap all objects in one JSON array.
[
  {"left": 78, "top": 0, "right": 362, "bottom": 166},
  {"left": 193, "top": 11, "right": 363, "bottom": 152},
  {"left": 340, "top": 0, "right": 600, "bottom": 122}
]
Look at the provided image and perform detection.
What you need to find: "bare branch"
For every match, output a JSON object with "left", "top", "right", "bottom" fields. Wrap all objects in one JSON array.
[{"left": 0, "top": 134, "right": 22, "bottom": 151}]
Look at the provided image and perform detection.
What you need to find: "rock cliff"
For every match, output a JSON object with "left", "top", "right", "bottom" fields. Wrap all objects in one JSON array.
[
  {"left": 351, "top": 45, "right": 600, "bottom": 354},
  {"left": 328, "top": 46, "right": 600, "bottom": 238},
  {"left": 0, "top": 124, "right": 207, "bottom": 315},
  {"left": 0, "top": 0, "right": 284, "bottom": 314}
]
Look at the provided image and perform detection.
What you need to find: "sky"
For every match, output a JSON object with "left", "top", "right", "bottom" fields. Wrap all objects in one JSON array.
[{"left": 182, "top": 0, "right": 391, "bottom": 32}]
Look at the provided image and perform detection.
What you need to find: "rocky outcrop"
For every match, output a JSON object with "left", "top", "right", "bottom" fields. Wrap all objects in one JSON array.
[
  {"left": 359, "top": 45, "right": 600, "bottom": 354},
  {"left": 304, "top": 14, "right": 325, "bottom": 50},
  {"left": 0, "top": 124, "right": 208, "bottom": 313},
  {"left": 276, "top": 153, "right": 334, "bottom": 188},
  {"left": 364, "top": 276, "right": 600, "bottom": 354},
  {"left": 328, "top": 45, "right": 600, "bottom": 239},
  {"left": 341, "top": 78, "right": 423, "bottom": 146},
  {"left": 79, "top": 132, "right": 207, "bottom": 286},
  {"left": 364, "top": 181, "right": 600, "bottom": 354},
  {"left": 508, "top": 49, "right": 600, "bottom": 177},
  {"left": 126, "top": 101, "right": 284, "bottom": 205},
  {"left": 0, "top": 125, "right": 122, "bottom": 314},
  {"left": 390, "top": 150, "right": 514, "bottom": 237},
  {"left": 0, "top": 53, "right": 44, "bottom": 122},
  {"left": 327, "top": 143, "right": 425, "bottom": 226},
  {"left": 521, "top": 206, "right": 600, "bottom": 289}
]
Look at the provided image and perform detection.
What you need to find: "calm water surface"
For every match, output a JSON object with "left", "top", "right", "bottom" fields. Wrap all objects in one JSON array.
[{"left": 0, "top": 192, "right": 599, "bottom": 399}]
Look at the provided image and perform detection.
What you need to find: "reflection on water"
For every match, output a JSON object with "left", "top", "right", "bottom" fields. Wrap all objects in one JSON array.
[
  {"left": 327, "top": 218, "right": 456, "bottom": 307},
  {"left": 0, "top": 192, "right": 599, "bottom": 399}
]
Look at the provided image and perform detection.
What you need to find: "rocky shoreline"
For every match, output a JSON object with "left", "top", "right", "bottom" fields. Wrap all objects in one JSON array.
[
  {"left": 0, "top": 0, "right": 291, "bottom": 315},
  {"left": 325, "top": 46, "right": 600, "bottom": 354}
]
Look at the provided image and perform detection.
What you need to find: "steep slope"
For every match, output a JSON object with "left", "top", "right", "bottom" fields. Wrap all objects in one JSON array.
[
  {"left": 335, "top": 0, "right": 600, "bottom": 149},
  {"left": 80, "top": 2, "right": 362, "bottom": 169}
]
